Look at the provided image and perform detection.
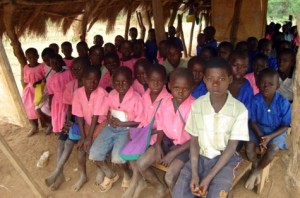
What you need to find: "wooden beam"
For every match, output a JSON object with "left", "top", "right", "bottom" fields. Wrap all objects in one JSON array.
[
  {"left": 168, "top": 3, "right": 180, "bottom": 27},
  {"left": 136, "top": 11, "right": 146, "bottom": 40},
  {"left": 80, "top": 2, "right": 92, "bottom": 41},
  {"left": 124, "top": 2, "right": 132, "bottom": 40},
  {"left": 230, "top": 0, "right": 243, "bottom": 44},
  {"left": 16, "top": 0, "right": 86, "bottom": 6},
  {"left": 188, "top": 19, "right": 195, "bottom": 57},
  {"left": 146, "top": 10, "right": 152, "bottom": 30},
  {"left": 0, "top": 39, "right": 30, "bottom": 127},
  {"left": 152, "top": 0, "right": 166, "bottom": 45},
  {"left": 0, "top": 134, "right": 46, "bottom": 198},
  {"left": 177, "top": 14, "right": 187, "bottom": 58}
]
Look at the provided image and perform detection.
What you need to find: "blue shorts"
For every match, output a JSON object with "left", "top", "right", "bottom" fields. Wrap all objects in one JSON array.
[
  {"left": 89, "top": 125, "right": 129, "bottom": 164},
  {"left": 172, "top": 153, "right": 242, "bottom": 198},
  {"left": 249, "top": 130, "right": 287, "bottom": 150}
]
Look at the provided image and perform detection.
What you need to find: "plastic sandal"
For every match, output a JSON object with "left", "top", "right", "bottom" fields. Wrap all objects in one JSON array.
[
  {"left": 99, "top": 173, "right": 119, "bottom": 192},
  {"left": 121, "top": 178, "right": 131, "bottom": 190}
]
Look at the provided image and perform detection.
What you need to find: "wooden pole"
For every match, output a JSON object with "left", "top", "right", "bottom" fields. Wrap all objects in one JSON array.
[
  {"left": 152, "top": 0, "right": 166, "bottom": 45},
  {"left": 230, "top": 0, "right": 243, "bottom": 44},
  {"left": 80, "top": 2, "right": 91, "bottom": 41},
  {"left": 168, "top": 3, "right": 180, "bottom": 27},
  {"left": 177, "top": 14, "right": 188, "bottom": 58},
  {"left": 0, "top": 134, "right": 46, "bottom": 198},
  {"left": 188, "top": 19, "right": 195, "bottom": 57},
  {"left": 0, "top": 38, "right": 30, "bottom": 127},
  {"left": 287, "top": 16, "right": 300, "bottom": 188},
  {"left": 136, "top": 11, "right": 146, "bottom": 41},
  {"left": 146, "top": 10, "right": 152, "bottom": 30},
  {"left": 124, "top": 3, "right": 132, "bottom": 40}
]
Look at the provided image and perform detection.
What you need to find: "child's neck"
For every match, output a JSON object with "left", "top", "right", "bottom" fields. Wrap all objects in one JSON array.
[
  {"left": 278, "top": 69, "right": 291, "bottom": 81},
  {"left": 28, "top": 63, "right": 39, "bottom": 67},
  {"left": 150, "top": 92, "right": 159, "bottom": 103},
  {"left": 64, "top": 56, "right": 74, "bottom": 60},
  {"left": 171, "top": 61, "right": 180, "bottom": 68},
  {"left": 263, "top": 94, "right": 275, "bottom": 106},
  {"left": 85, "top": 89, "right": 92, "bottom": 100},
  {"left": 122, "top": 56, "right": 131, "bottom": 61},
  {"left": 210, "top": 93, "right": 228, "bottom": 113}
]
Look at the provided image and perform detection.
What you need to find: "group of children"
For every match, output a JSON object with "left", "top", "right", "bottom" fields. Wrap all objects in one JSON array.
[{"left": 21, "top": 23, "right": 294, "bottom": 197}]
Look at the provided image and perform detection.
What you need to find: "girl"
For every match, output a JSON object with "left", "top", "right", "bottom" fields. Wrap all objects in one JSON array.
[
  {"left": 61, "top": 41, "right": 74, "bottom": 68},
  {"left": 46, "top": 54, "right": 73, "bottom": 133},
  {"left": 122, "top": 64, "right": 171, "bottom": 198},
  {"left": 44, "top": 57, "right": 88, "bottom": 191},
  {"left": 132, "top": 58, "right": 152, "bottom": 96},
  {"left": 89, "top": 45, "right": 104, "bottom": 71},
  {"left": 71, "top": 66, "right": 109, "bottom": 191},
  {"left": 104, "top": 43, "right": 117, "bottom": 55},
  {"left": 258, "top": 38, "right": 278, "bottom": 70},
  {"left": 89, "top": 67, "right": 143, "bottom": 193},
  {"left": 198, "top": 46, "right": 217, "bottom": 63},
  {"left": 132, "top": 39, "right": 145, "bottom": 62},
  {"left": 22, "top": 48, "right": 45, "bottom": 137},
  {"left": 120, "top": 40, "right": 135, "bottom": 71},
  {"left": 114, "top": 35, "right": 125, "bottom": 59}
]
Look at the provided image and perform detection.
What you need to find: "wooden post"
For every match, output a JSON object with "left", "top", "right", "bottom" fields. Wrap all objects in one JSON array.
[
  {"left": 188, "top": 19, "right": 195, "bottom": 57},
  {"left": 230, "top": 0, "right": 243, "bottom": 44},
  {"left": 287, "top": 17, "right": 300, "bottom": 189},
  {"left": 0, "top": 134, "right": 46, "bottom": 198},
  {"left": 152, "top": 0, "right": 166, "bottom": 45},
  {"left": 168, "top": 3, "right": 180, "bottom": 27},
  {"left": 136, "top": 11, "right": 146, "bottom": 41},
  {"left": 177, "top": 14, "right": 188, "bottom": 58},
  {"left": 124, "top": 2, "right": 132, "bottom": 40},
  {"left": 146, "top": 10, "right": 152, "bottom": 30},
  {"left": 80, "top": 2, "right": 91, "bottom": 41},
  {"left": 0, "top": 39, "right": 29, "bottom": 127}
]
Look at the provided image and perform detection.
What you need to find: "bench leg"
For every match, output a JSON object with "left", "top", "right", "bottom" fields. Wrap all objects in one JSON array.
[{"left": 257, "top": 162, "right": 271, "bottom": 194}]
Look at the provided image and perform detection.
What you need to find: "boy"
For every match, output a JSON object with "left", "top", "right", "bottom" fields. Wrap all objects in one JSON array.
[
  {"left": 245, "top": 68, "right": 291, "bottom": 190},
  {"left": 163, "top": 43, "right": 187, "bottom": 75},
  {"left": 173, "top": 58, "right": 249, "bottom": 198}
]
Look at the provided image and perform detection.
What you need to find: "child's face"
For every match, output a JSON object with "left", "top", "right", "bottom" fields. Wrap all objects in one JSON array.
[
  {"left": 261, "top": 44, "right": 272, "bottom": 56},
  {"left": 159, "top": 43, "right": 168, "bottom": 58},
  {"left": 133, "top": 44, "right": 144, "bottom": 57},
  {"left": 83, "top": 72, "right": 100, "bottom": 94},
  {"left": 278, "top": 54, "right": 293, "bottom": 73},
  {"left": 113, "top": 73, "right": 132, "bottom": 95},
  {"left": 201, "top": 50, "right": 213, "bottom": 62},
  {"left": 89, "top": 49, "right": 103, "bottom": 65},
  {"left": 77, "top": 46, "right": 88, "bottom": 57},
  {"left": 94, "top": 36, "right": 104, "bottom": 47},
  {"left": 229, "top": 58, "right": 248, "bottom": 80},
  {"left": 253, "top": 59, "right": 268, "bottom": 77},
  {"left": 104, "top": 57, "right": 120, "bottom": 74},
  {"left": 71, "top": 62, "right": 84, "bottom": 80},
  {"left": 190, "top": 64, "right": 204, "bottom": 85},
  {"left": 121, "top": 43, "right": 132, "bottom": 57},
  {"left": 258, "top": 75, "right": 279, "bottom": 99},
  {"left": 135, "top": 65, "right": 147, "bottom": 85},
  {"left": 62, "top": 45, "right": 72, "bottom": 57},
  {"left": 129, "top": 30, "right": 138, "bottom": 40},
  {"left": 204, "top": 68, "right": 232, "bottom": 98},
  {"left": 115, "top": 36, "right": 124, "bottom": 49},
  {"left": 50, "top": 58, "right": 62, "bottom": 72},
  {"left": 218, "top": 47, "right": 231, "bottom": 61},
  {"left": 104, "top": 45, "right": 116, "bottom": 55},
  {"left": 26, "top": 52, "right": 39, "bottom": 66},
  {"left": 167, "top": 47, "right": 181, "bottom": 67},
  {"left": 169, "top": 77, "right": 192, "bottom": 105},
  {"left": 147, "top": 71, "right": 165, "bottom": 95}
]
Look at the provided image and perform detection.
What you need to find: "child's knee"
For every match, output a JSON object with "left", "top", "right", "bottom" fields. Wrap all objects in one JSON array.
[
  {"left": 165, "top": 171, "right": 176, "bottom": 188},
  {"left": 266, "top": 145, "right": 279, "bottom": 160}
]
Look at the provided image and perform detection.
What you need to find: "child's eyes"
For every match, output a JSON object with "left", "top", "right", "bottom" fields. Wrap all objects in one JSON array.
[{"left": 220, "top": 77, "right": 225, "bottom": 81}]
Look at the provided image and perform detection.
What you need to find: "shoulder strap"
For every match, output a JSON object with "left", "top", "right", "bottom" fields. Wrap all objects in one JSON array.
[
  {"left": 173, "top": 99, "right": 186, "bottom": 126},
  {"left": 149, "top": 99, "right": 163, "bottom": 124}
]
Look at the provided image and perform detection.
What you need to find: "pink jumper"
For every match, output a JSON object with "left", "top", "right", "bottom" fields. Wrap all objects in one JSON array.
[{"left": 244, "top": 72, "right": 259, "bottom": 95}]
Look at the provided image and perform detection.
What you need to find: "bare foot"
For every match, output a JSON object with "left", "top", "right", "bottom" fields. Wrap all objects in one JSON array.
[
  {"left": 245, "top": 170, "right": 261, "bottom": 190},
  {"left": 132, "top": 178, "right": 147, "bottom": 198},
  {"left": 45, "top": 172, "right": 59, "bottom": 187},
  {"left": 95, "top": 168, "right": 105, "bottom": 186},
  {"left": 73, "top": 175, "right": 88, "bottom": 192},
  {"left": 50, "top": 173, "right": 65, "bottom": 191},
  {"left": 27, "top": 128, "right": 38, "bottom": 137},
  {"left": 45, "top": 125, "right": 52, "bottom": 135}
]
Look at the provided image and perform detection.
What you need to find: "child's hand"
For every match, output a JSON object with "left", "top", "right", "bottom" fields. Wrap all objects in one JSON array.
[
  {"left": 198, "top": 176, "right": 212, "bottom": 196},
  {"left": 190, "top": 175, "right": 201, "bottom": 196},
  {"left": 259, "top": 135, "right": 272, "bottom": 152},
  {"left": 77, "top": 138, "right": 85, "bottom": 150},
  {"left": 154, "top": 145, "right": 164, "bottom": 163},
  {"left": 84, "top": 136, "right": 92, "bottom": 152},
  {"left": 62, "top": 121, "right": 73, "bottom": 134},
  {"left": 109, "top": 116, "right": 123, "bottom": 128},
  {"left": 161, "top": 151, "right": 176, "bottom": 166}
]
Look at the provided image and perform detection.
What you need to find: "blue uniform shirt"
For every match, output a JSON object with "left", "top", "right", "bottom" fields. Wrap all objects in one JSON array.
[
  {"left": 191, "top": 81, "right": 208, "bottom": 99},
  {"left": 237, "top": 79, "right": 254, "bottom": 114}
]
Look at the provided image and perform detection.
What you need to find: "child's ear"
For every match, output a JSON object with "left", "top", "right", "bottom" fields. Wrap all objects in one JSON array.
[
  {"left": 168, "top": 81, "right": 172, "bottom": 90},
  {"left": 228, "top": 75, "right": 233, "bottom": 84}
]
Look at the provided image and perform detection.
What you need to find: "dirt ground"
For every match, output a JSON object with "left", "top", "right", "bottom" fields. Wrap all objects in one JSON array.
[{"left": 0, "top": 121, "right": 299, "bottom": 198}]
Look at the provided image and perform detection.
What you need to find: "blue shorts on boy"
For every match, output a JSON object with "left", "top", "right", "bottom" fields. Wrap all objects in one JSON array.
[
  {"left": 172, "top": 92, "right": 249, "bottom": 198},
  {"left": 249, "top": 92, "right": 291, "bottom": 149}
]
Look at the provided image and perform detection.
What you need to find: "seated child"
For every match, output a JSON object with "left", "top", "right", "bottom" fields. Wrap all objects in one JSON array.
[
  {"left": 136, "top": 68, "right": 195, "bottom": 197},
  {"left": 187, "top": 56, "right": 207, "bottom": 98},
  {"left": 217, "top": 41, "right": 234, "bottom": 61},
  {"left": 120, "top": 40, "right": 135, "bottom": 71},
  {"left": 132, "top": 58, "right": 152, "bottom": 96},
  {"left": 89, "top": 67, "right": 143, "bottom": 193},
  {"left": 198, "top": 46, "right": 217, "bottom": 63},
  {"left": 89, "top": 45, "right": 104, "bottom": 71},
  {"left": 156, "top": 40, "right": 168, "bottom": 64},
  {"left": 46, "top": 54, "right": 73, "bottom": 134},
  {"left": 99, "top": 52, "right": 120, "bottom": 92},
  {"left": 235, "top": 41, "right": 248, "bottom": 53},
  {"left": 22, "top": 48, "right": 45, "bottom": 136},
  {"left": 61, "top": 41, "right": 74, "bottom": 68},
  {"left": 172, "top": 57, "right": 249, "bottom": 198},
  {"left": 163, "top": 43, "right": 187, "bottom": 75},
  {"left": 49, "top": 43, "right": 59, "bottom": 54},
  {"left": 44, "top": 57, "right": 88, "bottom": 191},
  {"left": 94, "top": 34, "right": 104, "bottom": 47},
  {"left": 228, "top": 51, "right": 253, "bottom": 110},
  {"left": 244, "top": 53, "right": 268, "bottom": 95},
  {"left": 203, "top": 26, "right": 217, "bottom": 49},
  {"left": 71, "top": 66, "right": 109, "bottom": 191},
  {"left": 196, "top": 33, "right": 205, "bottom": 56},
  {"left": 247, "top": 36, "right": 258, "bottom": 71},
  {"left": 245, "top": 68, "right": 291, "bottom": 190},
  {"left": 258, "top": 38, "right": 278, "bottom": 70},
  {"left": 76, "top": 41, "right": 89, "bottom": 58},
  {"left": 277, "top": 48, "right": 295, "bottom": 102},
  {"left": 168, "top": 26, "right": 183, "bottom": 51},
  {"left": 145, "top": 29, "right": 158, "bottom": 63},
  {"left": 122, "top": 64, "right": 171, "bottom": 198}
]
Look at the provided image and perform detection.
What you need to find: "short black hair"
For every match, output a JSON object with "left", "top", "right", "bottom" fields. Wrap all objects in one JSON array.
[
  {"left": 112, "top": 66, "right": 133, "bottom": 83},
  {"left": 129, "top": 27, "right": 138, "bottom": 32},
  {"left": 133, "top": 58, "right": 152, "bottom": 73},
  {"left": 49, "top": 54, "right": 65, "bottom": 67},
  {"left": 89, "top": 45, "right": 104, "bottom": 56},
  {"left": 257, "top": 38, "right": 271, "bottom": 50},
  {"left": 252, "top": 53, "right": 269, "bottom": 65},
  {"left": 104, "top": 52, "right": 120, "bottom": 62},
  {"left": 61, "top": 41, "right": 72, "bottom": 48},
  {"left": 199, "top": 46, "right": 218, "bottom": 57},
  {"left": 204, "top": 26, "right": 216, "bottom": 36},
  {"left": 25, "top": 48, "right": 38, "bottom": 56},
  {"left": 41, "top": 47, "right": 55, "bottom": 59},
  {"left": 187, "top": 56, "right": 205, "bottom": 69},
  {"left": 167, "top": 42, "right": 181, "bottom": 52},
  {"left": 147, "top": 64, "right": 167, "bottom": 81},
  {"left": 120, "top": 40, "right": 133, "bottom": 49},
  {"left": 83, "top": 65, "right": 101, "bottom": 80},
  {"left": 76, "top": 41, "right": 88, "bottom": 49},
  {"left": 72, "top": 57, "right": 91, "bottom": 68},
  {"left": 205, "top": 57, "right": 231, "bottom": 76},
  {"left": 257, "top": 68, "right": 279, "bottom": 85},
  {"left": 169, "top": 68, "right": 194, "bottom": 87},
  {"left": 218, "top": 41, "right": 234, "bottom": 51},
  {"left": 228, "top": 50, "right": 248, "bottom": 62}
]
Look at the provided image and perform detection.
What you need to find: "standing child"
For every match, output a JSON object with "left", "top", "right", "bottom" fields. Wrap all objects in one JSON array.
[
  {"left": 22, "top": 48, "right": 45, "bottom": 136},
  {"left": 44, "top": 57, "right": 88, "bottom": 191},
  {"left": 163, "top": 43, "right": 187, "bottom": 75},
  {"left": 46, "top": 54, "right": 73, "bottom": 133},
  {"left": 258, "top": 38, "right": 278, "bottom": 70},
  {"left": 137, "top": 68, "right": 195, "bottom": 197},
  {"left": 122, "top": 64, "right": 171, "bottom": 198},
  {"left": 89, "top": 45, "right": 104, "bottom": 71},
  {"left": 120, "top": 40, "right": 135, "bottom": 71},
  {"left": 187, "top": 56, "right": 207, "bottom": 99},
  {"left": 245, "top": 68, "right": 291, "bottom": 190},
  {"left": 196, "top": 33, "right": 205, "bottom": 56},
  {"left": 115, "top": 35, "right": 125, "bottom": 59},
  {"left": 61, "top": 41, "right": 74, "bottom": 68},
  {"left": 203, "top": 26, "right": 217, "bottom": 49},
  {"left": 71, "top": 66, "right": 109, "bottom": 191},
  {"left": 129, "top": 27, "right": 138, "bottom": 42},
  {"left": 76, "top": 41, "right": 89, "bottom": 58},
  {"left": 132, "top": 39, "right": 145, "bottom": 61},
  {"left": 89, "top": 67, "right": 143, "bottom": 193},
  {"left": 49, "top": 43, "right": 59, "bottom": 54},
  {"left": 173, "top": 58, "right": 249, "bottom": 198},
  {"left": 132, "top": 58, "right": 152, "bottom": 96},
  {"left": 244, "top": 53, "right": 269, "bottom": 95},
  {"left": 145, "top": 29, "right": 158, "bottom": 63},
  {"left": 94, "top": 35, "right": 104, "bottom": 47}
]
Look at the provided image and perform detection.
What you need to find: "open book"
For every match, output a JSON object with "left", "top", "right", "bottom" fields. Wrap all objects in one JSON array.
[{"left": 110, "top": 109, "right": 128, "bottom": 122}]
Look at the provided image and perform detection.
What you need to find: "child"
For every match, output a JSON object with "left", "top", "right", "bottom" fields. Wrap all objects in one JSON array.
[
  {"left": 196, "top": 33, "right": 205, "bottom": 56},
  {"left": 132, "top": 58, "right": 152, "bottom": 96},
  {"left": 44, "top": 57, "right": 88, "bottom": 191},
  {"left": 114, "top": 35, "right": 125, "bottom": 58},
  {"left": 235, "top": 41, "right": 248, "bottom": 53},
  {"left": 245, "top": 68, "right": 291, "bottom": 190},
  {"left": 198, "top": 46, "right": 217, "bottom": 63},
  {"left": 244, "top": 53, "right": 269, "bottom": 95},
  {"left": 122, "top": 64, "right": 171, "bottom": 198},
  {"left": 228, "top": 51, "right": 254, "bottom": 110},
  {"left": 71, "top": 66, "right": 109, "bottom": 191},
  {"left": 168, "top": 26, "right": 183, "bottom": 51},
  {"left": 173, "top": 57, "right": 249, "bottom": 198},
  {"left": 99, "top": 52, "right": 120, "bottom": 92},
  {"left": 94, "top": 34, "right": 104, "bottom": 47},
  {"left": 156, "top": 40, "right": 168, "bottom": 64},
  {"left": 120, "top": 40, "right": 135, "bottom": 71},
  {"left": 89, "top": 67, "right": 143, "bottom": 193},
  {"left": 76, "top": 41, "right": 89, "bottom": 58},
  {"left": 163, "top": 43, "right": 187, "bottom": 75},
  {"left": 132, "top": 39, "right": 145, "bottom": 61},
  {"left": 258, "top": 38, "right": 278, "bottom": 70},
  {"left": 61, "top": 41, "right": 74, "bottom": 68},
  {"left": 203, "top": 26, "right": 217, "bottom": 49},
  {"left": 22, "top": 48, "right": 45, "bottom": 136},
  {"left": 136, "top": 68, "right": 195, "bottom": 197},
  {"left": 89, "top": 45, "right": 104, "bottom": 71},
  {"left": 277, "top": 48, "right": 295, "bottom": 102},
  {"left": 49, "top": 43, "right": 59, "bottom": 54},
  {"left": 217, "top": 41, "right": 234, "bottom": 61},
  {"left": 129, "top": 27, "right": 138, "bottom": 42},
  {"left": 187, "top": 56, "right": 207, "bottom": 99},
  {"left": 104, "top": 43, "right": 117, "bottom": 55},
  {"left": 145, "top": 28, "right": 158, "bottom": 63},
  {"left": 46, "top": 54, "right": 73, "bottom": 133}
]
